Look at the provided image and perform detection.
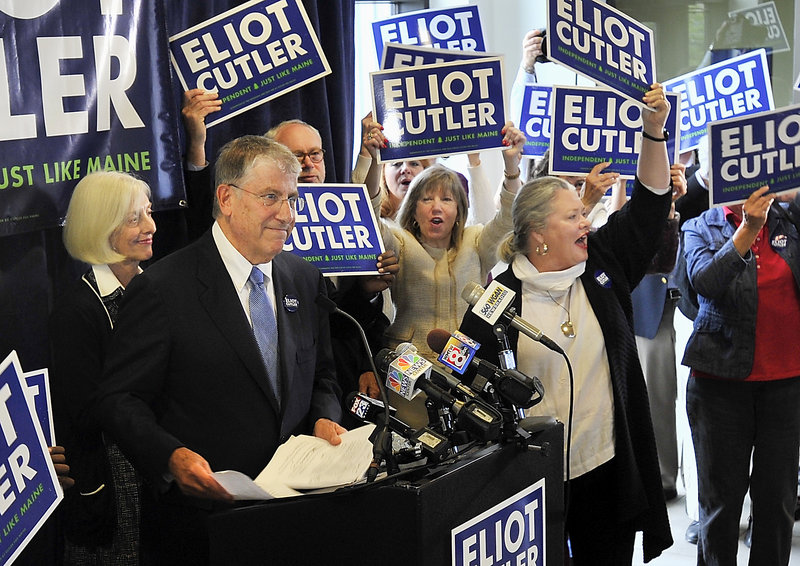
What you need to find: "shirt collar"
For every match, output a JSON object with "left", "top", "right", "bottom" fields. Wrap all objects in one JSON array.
[
  {"left": 91, "top": 264, "right": 131, "bottom": 296},
  {"left": 212, "top": 221, "right": 273, "bottom": 292},
  {"left": 723, "top": 205, "right": 740, "bottom": 224}
]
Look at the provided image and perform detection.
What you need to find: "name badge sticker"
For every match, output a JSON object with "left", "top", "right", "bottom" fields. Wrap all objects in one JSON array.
[
  {"left": 594, "top": 270, "right": 612, "bottom": 288},
  {"left": 283, "top": 295, "right": 299, "bottom": 312},
  {"left": 772, "top": 234, "right": 788, "bottom": 248}
]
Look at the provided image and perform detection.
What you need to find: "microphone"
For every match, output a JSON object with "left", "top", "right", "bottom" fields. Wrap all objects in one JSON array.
[
  {"left": 427, "top": 328, "right": 544, "bottom": 410},
  {"left": 344, "top": 391, "right": 411, "bottom": 437},
  {"left": 492, "top": 323, "right": 516, "bottom": 370},
  {"left": 345, "top": 391, "right": 451, "bottom": 460},
  {"left": 461, "top": 281, "right": 564, "bottom": 354},
  {"left": 394, "top": 343, "right": 482, "bottom": 402},
  {"left": 374, "top": 347, "right": 502, "bottom": 442}
]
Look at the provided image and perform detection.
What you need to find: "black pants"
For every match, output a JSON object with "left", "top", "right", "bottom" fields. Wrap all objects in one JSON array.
[
  {"left": 566, "top": 459, "right": 637, "bottom": 566},
  {"left": 688, "top": 375, "right": 800, "bottom": 566},
  {"left": 140, "top": 486, "right": 230, "bottom": 566}
]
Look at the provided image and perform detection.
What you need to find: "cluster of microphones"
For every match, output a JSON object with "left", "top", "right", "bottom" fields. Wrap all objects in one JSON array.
[{"left": 342, "top": 281, "right": 563, "bottom": 477}]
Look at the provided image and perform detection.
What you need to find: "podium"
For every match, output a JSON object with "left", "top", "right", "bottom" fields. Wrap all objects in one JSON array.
[{"left": 209, "top": 422, "right": 564, "bottom": 566}]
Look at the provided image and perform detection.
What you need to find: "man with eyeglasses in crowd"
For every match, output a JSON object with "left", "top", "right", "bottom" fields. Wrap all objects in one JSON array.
[
  {"left": 181, "top": 89, "right": 395, "bottom": 405},
  {"left": 95, "top": 135, "right": 345, "bottom": 565}
]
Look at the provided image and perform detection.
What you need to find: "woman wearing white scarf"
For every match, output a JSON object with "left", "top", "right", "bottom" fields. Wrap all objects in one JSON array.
[{"left": 459, "top": 84, "right": 675, "bottom": 564}]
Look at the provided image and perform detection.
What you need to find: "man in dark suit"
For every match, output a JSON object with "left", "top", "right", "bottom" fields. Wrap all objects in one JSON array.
[
  {"left": 95, "top": 135, "right": 344, "bottom": 565},
  {"left": 180, "top": 91, "right": 395, "bottom": 402}
]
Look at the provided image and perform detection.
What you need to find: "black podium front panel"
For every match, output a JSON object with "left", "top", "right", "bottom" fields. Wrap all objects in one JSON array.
[{"left": 209, "top": 422, "right": 564, "bottom": 566}]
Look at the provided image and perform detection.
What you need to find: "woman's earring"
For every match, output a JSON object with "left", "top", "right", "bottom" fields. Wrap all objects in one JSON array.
[{"left": 535, "top": 242, "right": 549, "bottom": 256}]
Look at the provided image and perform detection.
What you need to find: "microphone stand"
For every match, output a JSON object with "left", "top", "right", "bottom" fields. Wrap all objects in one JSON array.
[
  {"left": 492, "top": 322, "right": 526, "bottom": 421},
  {"left": 318, "top": 295, "right": 397, "bottom": 481},
  {"left": 487, "top": 323, "right": 552, "bottom": 453}
]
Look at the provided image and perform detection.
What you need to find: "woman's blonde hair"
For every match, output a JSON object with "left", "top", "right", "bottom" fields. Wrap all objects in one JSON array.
[
  {"left": 379, "top": 159, "right": 433, "bottom": 219},
  {"left": 396, "top": 164, "right": 468, "bottom": 250},
  {"left": 498, "top": 176, "right": 572, "bottom": 262},
  {"left": 63, "top": 171, "right": 151, "bottom": 265}
]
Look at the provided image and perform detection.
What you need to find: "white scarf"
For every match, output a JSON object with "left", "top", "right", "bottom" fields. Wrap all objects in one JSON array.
[{"left": 511, "top": 255, "right": 586, "bottom": 292}]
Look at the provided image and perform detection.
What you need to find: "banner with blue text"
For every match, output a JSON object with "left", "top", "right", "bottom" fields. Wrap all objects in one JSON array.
[
  {"left": 23, "top": 369, "right": 54, "bottom": 447},
  {"left": 518, "top": 85, "right": 552, "bottom": 158},
  {"left": 372, "top": 6, "right": 485, "bottom": 66},
  {"left": 22, "top": 368, "right": 56, "bottom": 446},
  {"left": 381, "top": 44, "right": 492, "bottom": 70},
  {"left": 371, "top": 57, "right": 506, "bottom": 162},
  {"left": 0, "top": 352, "right": 62, "bottom": 565},
  {"left": 549, "top": 86, "right": 680, "bottom": 179},
  {"left": 663, "top": 49, "right": 774, "bottom": 154},
  {"left": 169, "top": 0, "right": 330, "bottom": 129},
  {"left": 728, "top": 1, "right": 789, "bottom": 55},
  {"left": 283, "top": 184, "right": 385, "bottom": 276},
  {"left": 709, "top": 104, "right": 800, "bottom": 206},
  {"left": 452, "top": 479, "right": 546, "bottom": 566},
  {"left": 0, "top": 0, "right": 184, "bottom": 236},
  {"left": 546, "top": 0, "right": 655, "bottom": 107}
]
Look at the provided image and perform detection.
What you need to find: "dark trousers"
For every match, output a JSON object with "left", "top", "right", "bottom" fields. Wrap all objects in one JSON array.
[
  {"left": 566, "top": 459, "right": 636, "bottom": 566},
  {"left": 140, "top": 486, "right": 225, "bottom": 566},
  {"left": 688, "top": 375, "right": 800, "bottom": 566}
]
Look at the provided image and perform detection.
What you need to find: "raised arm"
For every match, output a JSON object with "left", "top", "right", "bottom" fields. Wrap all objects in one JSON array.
[
  {"left": 353, "top": 112, "right": 385, "bottom": 200},
  {"left": 500, "top": 121, "right": 525, "bottom": 196},
  {"left": 181, "top": 89, "right": 221, "bottom": 168},
  {"left": 637, "top": 84, "right": 671, "bottom": 191}
]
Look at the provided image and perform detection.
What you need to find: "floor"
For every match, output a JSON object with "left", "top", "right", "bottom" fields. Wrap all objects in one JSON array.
[{"left": 632, "top": 487, "right": 800, "bottom": 565}]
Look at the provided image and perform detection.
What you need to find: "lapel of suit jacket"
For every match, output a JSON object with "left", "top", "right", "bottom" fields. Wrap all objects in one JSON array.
[
  {"left": 195, "top": 232, "right": 282, "bottom": 416},
  {"left": 270, "top": 254, "right": 299, "bottom": 414}
]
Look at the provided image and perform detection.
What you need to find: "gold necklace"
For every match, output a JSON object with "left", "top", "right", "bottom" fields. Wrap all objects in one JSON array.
[{"left": 547, "top": 289, "right": 576, "bottom": 338}]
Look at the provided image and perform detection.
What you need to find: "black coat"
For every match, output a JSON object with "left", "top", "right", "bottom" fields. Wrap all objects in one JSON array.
[{"left": 459, "top": 180, "right": 673, "bottom": 561}]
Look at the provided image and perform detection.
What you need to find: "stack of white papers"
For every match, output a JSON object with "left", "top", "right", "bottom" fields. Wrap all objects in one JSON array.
[{"left": 213, "top": 424, "right": 376, "bottom": 500}]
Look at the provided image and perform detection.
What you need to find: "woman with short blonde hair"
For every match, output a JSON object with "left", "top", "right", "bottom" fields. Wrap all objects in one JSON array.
[
  {"left": 63, "top": 171, "right": 151, "bottom": 266},
  {"left": 51, "top": 170, "right": 155, "bottom": 564}
]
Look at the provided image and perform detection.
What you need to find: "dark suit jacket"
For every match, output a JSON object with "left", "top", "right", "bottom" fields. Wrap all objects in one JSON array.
[
  {"left": 184, "top": 166, "right": 215, "bottom": 241},
  {"left": 459, "top": 180, "right": 673, "bottom": 562},
  {"left": 95, "top": 230, "right": 342, "bottom": 488}
]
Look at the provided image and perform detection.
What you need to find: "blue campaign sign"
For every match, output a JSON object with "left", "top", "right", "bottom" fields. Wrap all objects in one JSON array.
[
  {"left": 169, "top": 0, "right": 330, "bottom": 128},
  {"left": 549, "top": 86, "right": 680, "bottom": 179},
  {"left": 0, "top": 0, "right": 184, "bottom": 237},
  {"left": 24, "top": 369, "right": 54, "bottom": 447},
  {"left": 519, "top": 85, "right": 553, "bottom": 158},
  {"left": 371, "top": 57, "right": 506, "bottom": 162},
  {"left": 546, "top": 0, "right": 655, "bottom": 106},
  {"left": 283, "top": 184, "right": 385, "bottom": 276},
  {"left": 728, "top": 1, "right": 790, "bottom": 55},
  {"left": 372, "top": 6, "right": 485, "bottom": 65},
  {"left": 381, "top": 43, "right": 492, "bottom": 70},
  {"left": 452, "top": 479, "right": 546, "bottom": 566},
  {"left": 663, "top": 49, "right": 774, "bottom": 154},
  {"left": 0, "top": 352, "right": 62, "bottom": 565},
  {"left": 708, "top": 104, "right": 800, "bottom": 207}
]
